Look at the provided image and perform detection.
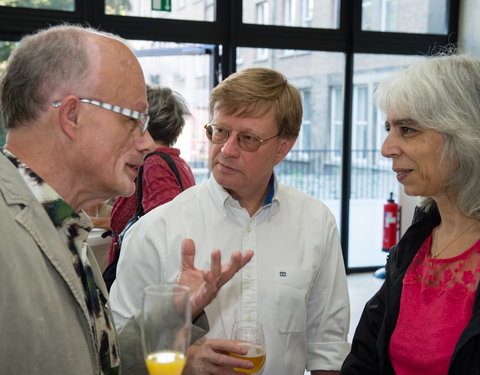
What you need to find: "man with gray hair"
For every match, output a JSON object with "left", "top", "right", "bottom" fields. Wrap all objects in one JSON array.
[{"left": 0, "top": 24, "right": 252, "bottom": 375}]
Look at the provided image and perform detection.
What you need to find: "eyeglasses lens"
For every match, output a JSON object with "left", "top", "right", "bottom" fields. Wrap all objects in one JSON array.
[{"left": 206, "top": 125, "right": 262, "bottom": 152}]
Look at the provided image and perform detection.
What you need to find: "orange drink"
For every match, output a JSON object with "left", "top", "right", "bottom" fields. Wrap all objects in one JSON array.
[
  {"left": 141, "top": 285, "right": 190, "bottom": 375},
  {"left": 230, "top": 342, "right": 266, "bottom": 374},
  {"left": 145, "top": 351, "right": 186, "bottom": 375}
]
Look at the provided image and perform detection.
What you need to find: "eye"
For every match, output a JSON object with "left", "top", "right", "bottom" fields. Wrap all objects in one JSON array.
[
  {"left": 210, "top": 126, "right": 229, "bottom": 142},
  {"left": 400, "top": 126, "right": 417, "bottom": 135},
  {"left": 239, "top": 133, "right": 260, "bottom": 145},
  {"left": 240, "top": 134, "right": 255, "bottom": 141},
  {"left": 384, "top": 123, "right": 391, "bottom": 132},
  {"left": 128, "top": 118, "right": 140, "bottom": 132},
  {"left": 215, "top": 127, "right": 227, "bottom": 135}
]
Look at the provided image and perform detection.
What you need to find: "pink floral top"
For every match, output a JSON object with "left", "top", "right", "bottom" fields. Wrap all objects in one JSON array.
[{"left": 389, "top": 234, "right": 480, "bottom": 375}]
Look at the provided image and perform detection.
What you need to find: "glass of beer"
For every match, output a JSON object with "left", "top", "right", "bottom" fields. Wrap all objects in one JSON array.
[
  {"left": 230, "top": 320, "right": 266, "bottom": 374},
  {"left": 140, "top": 284, "right": 191, "bottom": 375}
]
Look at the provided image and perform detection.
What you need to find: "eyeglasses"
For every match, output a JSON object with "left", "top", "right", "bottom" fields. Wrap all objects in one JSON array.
[
  {"left": 52, "top": 98, "right": 150, "bottom": 134},
  {"left": 204, "top": 123, "right": 280, "bottom": 152}
]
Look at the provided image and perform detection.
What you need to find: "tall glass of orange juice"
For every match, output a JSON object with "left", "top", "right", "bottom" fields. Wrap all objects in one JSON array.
[
  {"left": 230, "top": 320, "right": 266, "bottom": 374},
  {"left": 141, "top": 284, "right": 191, "bottom": 375}
]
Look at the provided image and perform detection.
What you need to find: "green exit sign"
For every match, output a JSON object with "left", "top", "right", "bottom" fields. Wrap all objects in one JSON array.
[{"left": 152, "top": 0, "right": 171, "bottom": 12}]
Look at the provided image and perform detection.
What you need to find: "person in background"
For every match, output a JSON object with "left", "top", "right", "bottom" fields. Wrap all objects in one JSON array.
[
  {"left": 110, "top": 67, "right": 350, "bottom": 375},
  {"left": 85, "top": 199, "right": 113, "bottom": 230},
  {"left": 341, "top": 54, "right": 480, "bottom": 375},
  {"left": 0, "top": 24, "right": 253, "bottom": 375},
  {"left": 109, "top": 85, "right": 195, "bottom": 263}
]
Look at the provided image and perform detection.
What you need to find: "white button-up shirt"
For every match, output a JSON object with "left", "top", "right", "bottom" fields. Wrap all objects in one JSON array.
[{"left": 110, "top": 175, "right": 350, "bottom": 374}]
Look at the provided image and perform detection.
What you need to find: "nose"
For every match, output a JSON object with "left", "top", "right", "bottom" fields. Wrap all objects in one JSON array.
[
  {"left": 381, "top": 132, "right": 400, "bottom": 158},
  {"left": 136, "top": 131, "right": 156, "bottom": 155},
  {"left": 220, "top": 132, "right": 241, "bottom": 157}
]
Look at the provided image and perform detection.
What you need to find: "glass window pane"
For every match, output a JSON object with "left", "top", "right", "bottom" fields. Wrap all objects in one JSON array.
[
  {"left": 348, "top": 53, "right": 428, "bottom": 268},
  {"left": 130, "top": 40, "right": 214, "bottom": 183},
  {"left": 106, "top": 0, "right": 215, "bottom": 21},
  {"left": 0, "top": 0, "right": 74, "bottom": 11},
  {"left": 243, "top": 0, "right": 340, "bottom": 29},
  {"left": 256, "top": 1, "right": 269, "bottom": 24},
  {"left": 238, "top": 47, "right": 345, "bottom": 224},
  {"left": 294, "top": 90, "right": 311, "bottom": 150},
  {"left": 361, "top": 0, "right": 449, "bottom": 34}
]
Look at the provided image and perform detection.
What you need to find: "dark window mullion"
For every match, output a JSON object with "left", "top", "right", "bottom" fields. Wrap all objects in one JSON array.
[
  {"left": 339, "top": 0, "right": 357, "bottom": 272},
  {"left": 0, "top": 7, "right": 85, "bottom": 39},
  {"left": 97, "top": 16, "right": 223, "bottom": 45},
  {"left": 234, "top": 24, "right": 347, "bottom": 52},
  {"left": 353, "top": 32, "right": 455, "bottom": 55}
]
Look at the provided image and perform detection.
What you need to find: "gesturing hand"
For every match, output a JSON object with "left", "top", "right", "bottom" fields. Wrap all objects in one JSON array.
[{"left": 177, "top": 238, "right": 254, "bottom": 318}]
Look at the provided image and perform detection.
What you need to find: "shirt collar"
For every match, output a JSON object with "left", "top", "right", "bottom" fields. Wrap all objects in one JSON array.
[
  {"left": 263, "top": 174, "right": 275, "bottom": 206},
  {"left": 208, "top": 173, "right": 279, "bottom": 215}
]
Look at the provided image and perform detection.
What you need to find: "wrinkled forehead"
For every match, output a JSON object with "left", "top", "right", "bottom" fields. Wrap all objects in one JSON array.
[
  {"left": 212, "top": 104, "right": 279, "bottom": 134},
  {"left": 212, "top": 100, "right": 275, "bottom": 121}
]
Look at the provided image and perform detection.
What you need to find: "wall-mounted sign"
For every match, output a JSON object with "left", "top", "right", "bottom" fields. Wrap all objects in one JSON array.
[{"left": 152, "top": 0, "right": 171, "bottom": 12}]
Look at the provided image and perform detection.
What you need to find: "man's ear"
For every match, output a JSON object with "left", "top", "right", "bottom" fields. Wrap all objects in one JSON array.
[
  {"left": 274, "top": 136, "right": 297, "bottom": 165},
  {"left": 57, "top": 95, "right": 80, "bottom": 140}
]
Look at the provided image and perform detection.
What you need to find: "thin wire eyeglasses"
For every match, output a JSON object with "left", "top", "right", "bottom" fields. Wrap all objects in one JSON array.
[
  {"left": 52, "top": 98, "right": 150, "bottom": 134},
  {"left": 204, "top": 123, "right": 280, "bottom": 152}
]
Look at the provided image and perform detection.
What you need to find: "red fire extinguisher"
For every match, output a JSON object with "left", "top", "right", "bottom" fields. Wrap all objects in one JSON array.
[{"left": 382, "top": 192, "right": 400, "bottom": 251}]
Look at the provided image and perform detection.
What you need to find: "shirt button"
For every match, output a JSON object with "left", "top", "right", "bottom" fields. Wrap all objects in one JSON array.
[
  {"left": 246, "top": 226, "right": 251, "bottom": 232},
  {"left": 246, "top": 270, "right": 253, "bottom": 277}
]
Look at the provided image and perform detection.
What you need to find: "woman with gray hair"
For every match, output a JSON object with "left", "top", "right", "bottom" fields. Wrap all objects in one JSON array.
[{"left": 341, "top": 54, "right": 480, "bottom": 375}]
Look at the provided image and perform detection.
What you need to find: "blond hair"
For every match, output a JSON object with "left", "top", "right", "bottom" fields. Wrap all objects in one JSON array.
[{"left": 209, "top": 67, "right": 302, "bottom": 138}]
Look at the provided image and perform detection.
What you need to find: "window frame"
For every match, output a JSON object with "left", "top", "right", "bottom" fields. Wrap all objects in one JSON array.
[{"left": 0, "top": 0, "right": 461, "bottom": 273}]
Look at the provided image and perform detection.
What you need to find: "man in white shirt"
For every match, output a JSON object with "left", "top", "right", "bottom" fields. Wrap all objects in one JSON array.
[{"left": 110, "top": 67, "right": 350, "bottom": 375}]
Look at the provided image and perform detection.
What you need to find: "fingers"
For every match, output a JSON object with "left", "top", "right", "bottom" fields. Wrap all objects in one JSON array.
[
  {"left": 187, "top": 339, "right": 254, "bottom": 374},
  {"left": 206, "top": 340, "right": 254, "bottom": 371},
  {"left": 201, "top": 250, "right": 219, "bottom": 285},
  {"left": 240, "top": 250, "right": 254, "bottom": 267},
  {"left": 228, "top": 250, "right": 254, "bottom": 271},
  {"left": 202, "top": 250, "right": 255, "bottom": 288},
  {"left": 220, "top": 250, "right": 254, "bottom": 284},
  {"left": 181, "top": 238, "right": 196, "bottom": 270},
  {"left": 190, "top": 249, "right": 254, "bottom": 317},
  {"left": 210, "top": 249, "right": 221, "bottom": 278}
]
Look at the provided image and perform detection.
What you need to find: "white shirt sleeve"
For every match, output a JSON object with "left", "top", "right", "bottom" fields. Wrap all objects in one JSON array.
[{"left": 109, "top": 211, "right": 167, "bottom": 329}]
